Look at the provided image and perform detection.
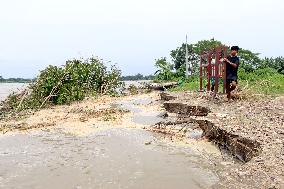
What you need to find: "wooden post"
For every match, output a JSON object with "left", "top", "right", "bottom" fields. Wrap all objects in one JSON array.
[
  {"left": 207, "top": 52, "right": 212, "bottom": 92},
  {"left": 223, "top": 46, "right": 228, "bottom": 94},
  {"left": 199, "top": 46, "right": 228, "bottom": 95},
  {"left": 200, "top": 55, "right": 203, "bottom": 91},
  {"left": 214, "top": 48, "right": 220, "bottom": 97}
]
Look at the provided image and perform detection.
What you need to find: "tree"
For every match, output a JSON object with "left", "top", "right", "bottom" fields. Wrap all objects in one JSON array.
[
  {"left": 192, "top": 39, "right": 266, "bottom": 74},
  {"left": 120, "top": 74, "right": 154, "bottom": 81},
  {"left": 135, "top": 73, "right": 144, "bottom": 80},
  {"left": 192, "top": 38, "right": 223, "bottom": 55},
  {"left": 154, "top": 38, "right": 283, "bottom": 82},
  {"left": 260, "top": 57, "right": 284, "bottom": 74},
  {"left": 170, "top": 43, "right": 200, "bottom": 77},
  {"left": 238, "top": 49, "right": 262, "bottom": 72},
  {"left": 170, "top": 43, "right": 196, "bottom": 70},
  {"left": 0, "top": 76, "right": 3, "bottom": 82},
  {"left": 154, "top": 58, "right": 175, "bottom": 81},
  {"left": 169, "top": 39, "right": 223, "bottom": 77},
  {"left": 272, "top": 57, "right": 284, "bottom": 74}
]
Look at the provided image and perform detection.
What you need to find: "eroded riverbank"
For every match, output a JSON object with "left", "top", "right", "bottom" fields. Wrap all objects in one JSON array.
[
  {"left": 155, "top": 92, "right": 284, "bottom": 189},
  {"left": 0, "top": 92, "right": 230, "bottom": 189}
]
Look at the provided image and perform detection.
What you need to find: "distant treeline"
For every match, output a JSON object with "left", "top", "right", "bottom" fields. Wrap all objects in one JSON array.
[
  {"left": 1, "top": 73, "right": 155, "bottom": 82},
  {"left": 0, "top": 76, "right": 34, "bottom": 83},
  {"left": 120, "top": 73, "right": 155, "bottom": 81}
]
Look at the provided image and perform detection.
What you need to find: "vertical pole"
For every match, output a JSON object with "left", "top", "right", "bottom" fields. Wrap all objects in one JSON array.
[
  {"left": 200, "top": 54, "right": 203, "bottom": 91},
  {"left": 185, "top": 35, "right": 189, "bottom": 79},
  {"left": 223, "top": 47, "right": 228, "bottom": 94},
  {"left": 214, "top": 48, "right": 220, "bottom": 97},
  {"left": 207, "top": 52, "right": 212, "bottom": 92}
]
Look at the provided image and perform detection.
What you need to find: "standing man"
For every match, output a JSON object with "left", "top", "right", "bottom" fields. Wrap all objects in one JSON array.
[{"left": 223, "top": 46, "right": 240, "bottom": 100}]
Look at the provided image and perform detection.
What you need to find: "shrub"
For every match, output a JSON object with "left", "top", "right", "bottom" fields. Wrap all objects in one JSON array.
[{"left": 0, "top": 56, "right": 122, "bottom": 114}]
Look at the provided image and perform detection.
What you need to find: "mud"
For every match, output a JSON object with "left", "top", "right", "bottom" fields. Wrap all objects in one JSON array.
[
  {"left": 163, "top": 102, "right": 211, "bottom": 116},
  {"left": 0, "top": 128, "right": 222, "bottom": 189},
  {"left": 0, "top": 92, "right": 226, "bottom": 189}
]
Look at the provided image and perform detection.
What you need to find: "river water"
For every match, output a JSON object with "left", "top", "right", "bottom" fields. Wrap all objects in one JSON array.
[
  {"left": 0, "top": 128, "right": 219, "bottom": 189},
  {"left": 0, "top": 83, "right": 27, "bottom": 101},
  {"left": 0, "top": 81, "right": 149, "bottom": 102},
  {"left": 0, "top": 83, "right": 222, "bottom": 189}
]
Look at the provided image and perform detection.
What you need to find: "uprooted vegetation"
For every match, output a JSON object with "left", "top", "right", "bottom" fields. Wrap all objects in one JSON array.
[{"left": 0, "top": 56, "right": 123, "bottom": 119}]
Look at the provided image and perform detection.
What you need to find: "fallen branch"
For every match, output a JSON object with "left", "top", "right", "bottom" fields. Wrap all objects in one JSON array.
[{"left": 16, "top": 90, "right": 29, "bottom": 112}]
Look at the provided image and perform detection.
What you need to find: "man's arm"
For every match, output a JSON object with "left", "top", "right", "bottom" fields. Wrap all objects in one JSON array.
[{"left": 223, "top": 58, "right": 238, "bottom": 68}]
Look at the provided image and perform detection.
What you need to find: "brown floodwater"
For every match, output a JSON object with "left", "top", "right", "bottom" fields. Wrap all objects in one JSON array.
[
  {"left": 0, "top": 95, "right": 227, "bottom": 189},
  {"left": 0, "top": 83, "right": 27, "bottom": 101},
  {"left": 0, "top": 127, "right": 221, "bottom": 189}
]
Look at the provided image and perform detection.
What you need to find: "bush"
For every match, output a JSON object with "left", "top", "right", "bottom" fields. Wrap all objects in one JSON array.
[
  {"left": 128, "top": 84, "right": 139, "bottom": 95},
  {"left": 0, "top": 56, "right": 122, "bottom": 113}
]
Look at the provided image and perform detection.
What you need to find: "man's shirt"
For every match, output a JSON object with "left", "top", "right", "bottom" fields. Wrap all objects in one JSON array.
[{"left": 226, "top": 56, "right": 240, "bottom": 80}]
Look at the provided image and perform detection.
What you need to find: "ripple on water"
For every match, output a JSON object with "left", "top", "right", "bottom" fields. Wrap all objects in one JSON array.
[{"left": 0, "top": 128, "right": 220, "bottom": 189}]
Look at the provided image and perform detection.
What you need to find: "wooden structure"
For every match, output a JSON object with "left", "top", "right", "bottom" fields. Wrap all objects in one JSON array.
[{"left": 199, "top": 46, "right": 228, "bottom": 96}]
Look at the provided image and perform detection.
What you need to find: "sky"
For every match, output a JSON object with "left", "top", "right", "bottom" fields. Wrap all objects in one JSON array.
[{"left": 0, "top": 0, "right": 283, "bottom": 78}]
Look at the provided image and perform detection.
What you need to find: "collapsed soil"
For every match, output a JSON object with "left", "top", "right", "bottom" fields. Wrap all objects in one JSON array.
[
  {"left": 157, "top": 91, "right": 284, "bottom": 189},
  {"left": 0, "top": 93, "right": 162, "bottom": 135},
  {"left": 1, "top": 90, "right": 283, "bottom": 189},
  {"left": 0, "top": 91, "right": 225, "bottom": 189}
]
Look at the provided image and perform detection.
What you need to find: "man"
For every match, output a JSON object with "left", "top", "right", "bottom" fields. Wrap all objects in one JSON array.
[{"left": 223, "top": 46, "right": 240, "bottom": 100}]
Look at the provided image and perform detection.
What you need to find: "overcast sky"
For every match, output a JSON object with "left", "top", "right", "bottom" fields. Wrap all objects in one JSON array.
[{"left": 0, "top": 0, "right": 283, "bottom": 78}]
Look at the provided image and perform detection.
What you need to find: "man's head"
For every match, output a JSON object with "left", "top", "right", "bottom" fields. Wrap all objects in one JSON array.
[{"left": 230, "top": 46, "right": 239, "bottom": 56}]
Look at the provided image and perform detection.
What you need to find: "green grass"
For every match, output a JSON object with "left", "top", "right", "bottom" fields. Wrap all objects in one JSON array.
[
  {"left": 238, "top": 75, "right": 284, "bottom": 95},
  {"left": 169, "top": 69, "right": 284, "bottom": 96},
  {"left": 169, "top": 79, "right": 200, "bottom": 92}
]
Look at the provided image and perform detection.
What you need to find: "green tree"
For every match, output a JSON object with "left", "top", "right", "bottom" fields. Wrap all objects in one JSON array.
[
  {"left": 192, "top": 38, "right": 223, "bottom": 55},
  {"left": 154, "top": 38, "right": 283, "bottom": 83},
  {"left": 272, "top": 57, "right": 284, "bottom": 74},
  {"left": 120, "top": 74, "right": 155, "bottom": 81},
  {"left": 238, "top": 49, "right": 262, "bottom": 72},
  {"left": 170, "top": 43, "right": 196, "bottom": 70},
  {"left": 0, "top": 76, "right": 4, "bottom": 82},
  {"left": 170, "top": 39, "right": 224, "bottom": 76},
  {"left": 135, "top": 73, "right": 144, "bottom": 80},
  {"left": 154, "top": 58, "right": 175, "bottom": 81},
  {"left": 260, "top": 57, "right": 284, "bottom": 74}
]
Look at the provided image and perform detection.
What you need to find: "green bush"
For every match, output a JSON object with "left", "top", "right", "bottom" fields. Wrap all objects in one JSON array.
[{"left": 1, "top": 56, "right": 122, "bottom": 113}]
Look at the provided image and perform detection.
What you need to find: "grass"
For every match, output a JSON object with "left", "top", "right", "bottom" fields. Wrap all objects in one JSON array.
[
  {"left": 169, "top": 79, "right": 200, "bottom": 92},
  {"left": 169, "top": 69, "right": 284, "bottom": 97}
]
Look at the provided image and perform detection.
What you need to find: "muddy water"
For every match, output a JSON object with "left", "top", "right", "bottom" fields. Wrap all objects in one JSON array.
[
  {"left": 113, "top": 97, "right": 165, "bottom": 125},
  {"left": 0, "top": 83, "right": 27, "bottom": 101},
  {"left": 0, "top": 128, "right": 218, "bottom": 189},
  {"left": 0, "top": 95, "right": 221, "bottom": 189}
]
